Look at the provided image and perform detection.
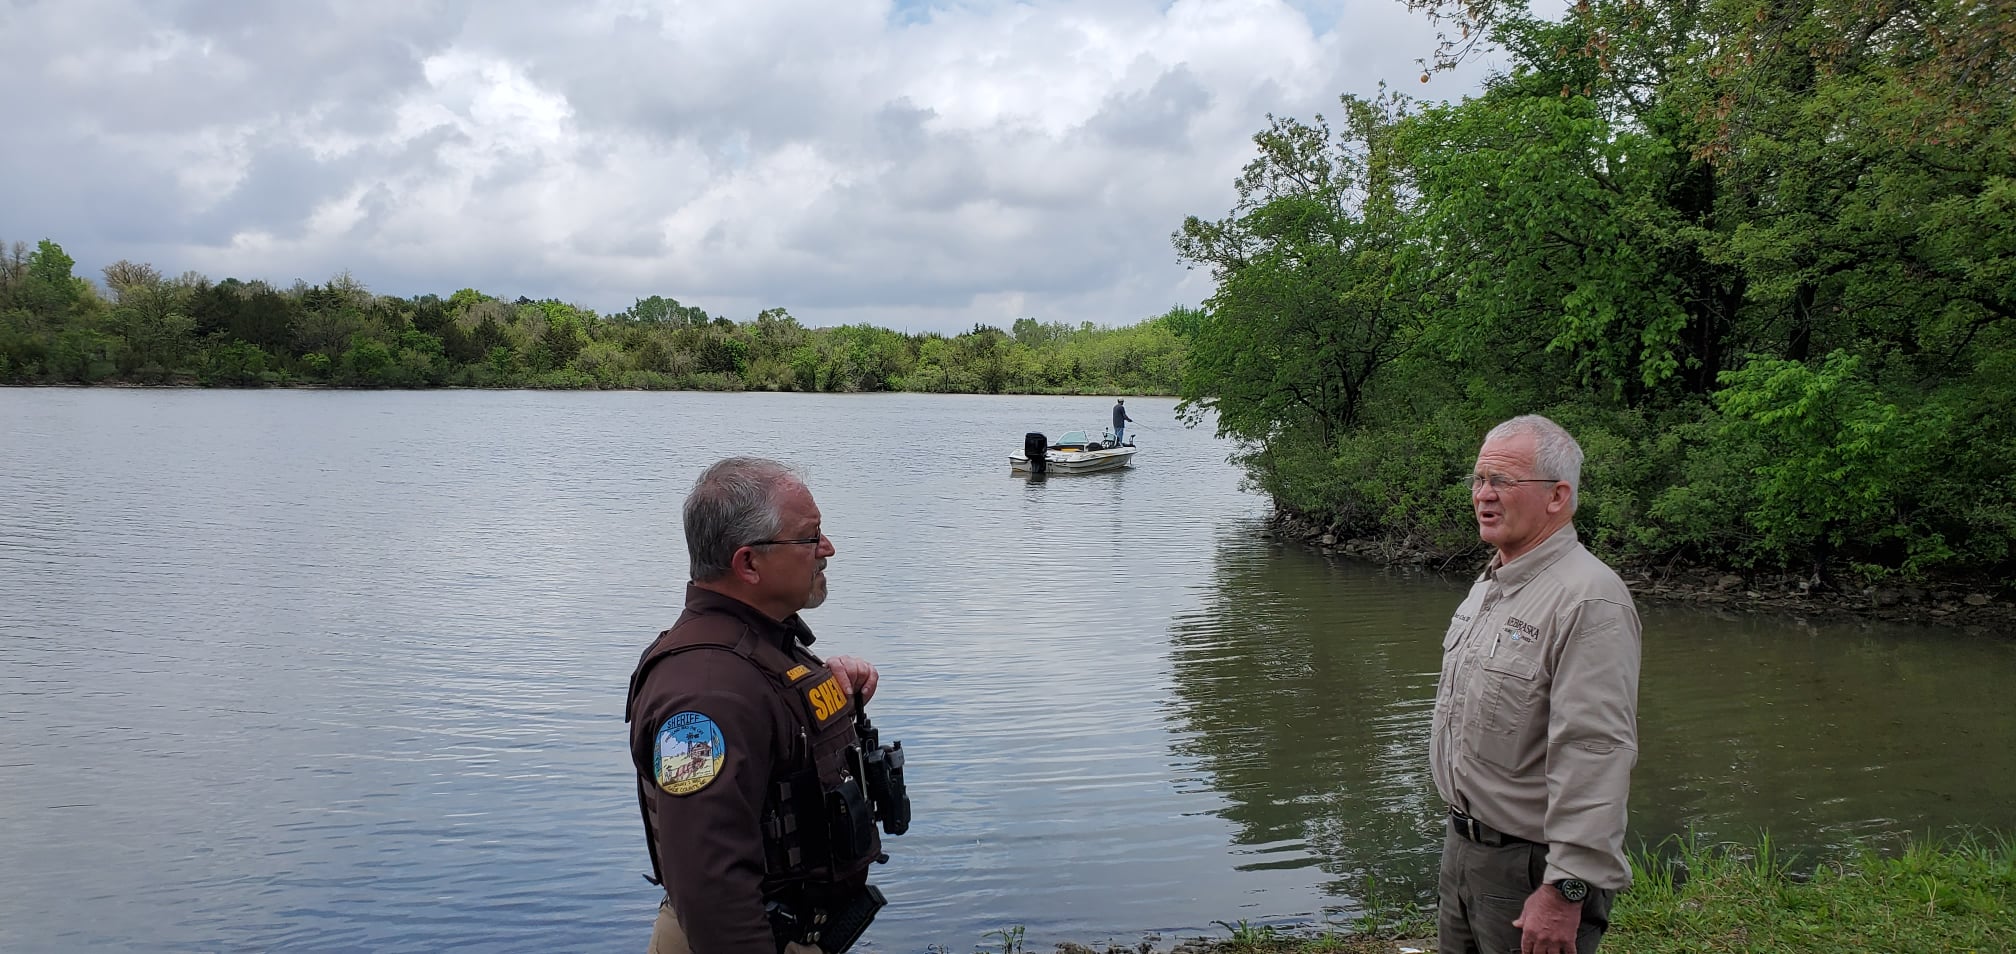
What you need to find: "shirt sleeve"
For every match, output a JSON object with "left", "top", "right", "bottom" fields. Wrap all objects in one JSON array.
[
  {"left": 1542, "top": 597, "right": 1642, "bottom": 889},
  {"left": 639, "top": 650, "right": 785, "bottom": 954}
]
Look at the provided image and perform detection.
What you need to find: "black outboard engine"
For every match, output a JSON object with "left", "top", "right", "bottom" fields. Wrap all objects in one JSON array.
[{"left": 1023, "top": 432, "right": 1048, "bottom": 474}]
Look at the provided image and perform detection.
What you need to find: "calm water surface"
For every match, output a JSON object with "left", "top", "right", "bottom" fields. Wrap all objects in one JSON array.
[{"left": 2, "top": 390, "right": 2012, "bottom": 953}]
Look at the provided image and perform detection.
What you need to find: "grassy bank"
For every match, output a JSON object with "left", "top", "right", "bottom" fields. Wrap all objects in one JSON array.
[
  {"left": 995, "top": 836, "right": 2016, "bottom": 954},
  {"left": 1605, "top": 835, "right": 2014, "bottom": 953}
]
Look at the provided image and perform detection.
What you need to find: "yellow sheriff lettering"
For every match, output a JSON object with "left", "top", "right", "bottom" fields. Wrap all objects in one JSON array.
[
  {"left": 784, "top": 665, "right": 811, "bottom": 682},
  {"left": 806, "top": 676, "right": 848, "bottom": 723}
]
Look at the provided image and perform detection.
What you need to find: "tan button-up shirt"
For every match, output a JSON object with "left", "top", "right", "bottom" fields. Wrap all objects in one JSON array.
[{"left": 1431, "top": 524, "right": 1642, "bottom": 889}]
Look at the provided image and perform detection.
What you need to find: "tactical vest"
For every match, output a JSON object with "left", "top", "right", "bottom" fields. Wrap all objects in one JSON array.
[{"left": 626, "top": 619, "right": 882, "bottom": 896}]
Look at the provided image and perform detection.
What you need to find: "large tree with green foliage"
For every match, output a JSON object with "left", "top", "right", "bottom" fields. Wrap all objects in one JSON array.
[
  {"left": 1176, "top": 0, "right": 2015, "bottom": 588},
  {"left": 1174, "top": 93, "right": 1431, "bottom": 446}
]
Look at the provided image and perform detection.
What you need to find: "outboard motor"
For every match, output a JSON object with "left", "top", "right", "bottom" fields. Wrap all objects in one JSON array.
[{"left": 1023, "top": 432, "right": 1048, "bottom": 475}]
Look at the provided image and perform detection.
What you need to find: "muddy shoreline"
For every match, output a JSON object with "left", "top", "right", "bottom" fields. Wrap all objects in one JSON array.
[{"left": 1266, "top": 510, "right": 2016, "bottom": 637}]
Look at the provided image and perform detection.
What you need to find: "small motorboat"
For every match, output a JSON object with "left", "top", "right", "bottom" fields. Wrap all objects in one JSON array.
[{"left": 1009, "top": 430, "right": 1137, "bottom": 475}]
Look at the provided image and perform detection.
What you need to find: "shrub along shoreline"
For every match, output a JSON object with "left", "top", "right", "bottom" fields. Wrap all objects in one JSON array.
[{"left": 1266, "top": 509, "right": 2016, "bottom": 635}]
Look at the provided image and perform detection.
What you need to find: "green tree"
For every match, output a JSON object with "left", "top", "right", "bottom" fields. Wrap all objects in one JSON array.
[
  {"left": 11, "top": 240, "right": 90, "bottom": 319},
  {"left": 1168, "top": 0, "right": 2016, "bottom": 587},
  {"left": 1174, "top": 92, "right": 1429, "bottom": 445},
  {"left": 200, "top": 341, "right": 271, "bottom": 386},
  {"left": 342, "top": 334, "right": 396, "bottom": 384}
]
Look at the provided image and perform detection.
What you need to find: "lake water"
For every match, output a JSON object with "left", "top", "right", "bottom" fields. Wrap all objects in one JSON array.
[{"left": 3, "top": 389, "right": 2012, "bottom": 953}]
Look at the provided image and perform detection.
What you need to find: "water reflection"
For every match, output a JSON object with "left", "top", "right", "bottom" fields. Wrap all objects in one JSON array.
[
  {"left": 1165, "top": 530, "right": 2016, "bottom": 913},
  {"left": 1631, "top": 609, "right": 2016, "bottom": 858},
  {"left": 1166, "top": 539, "right": 1457, "bottom": 912}
]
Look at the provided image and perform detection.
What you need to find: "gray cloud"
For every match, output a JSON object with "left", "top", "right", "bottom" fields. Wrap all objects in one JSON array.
[
  {"left": 1086, "top": 66, "right": 1215, "bottom": 151},
  {"left": 2, "top": 0, "right": 1519, "bottom": 332}
]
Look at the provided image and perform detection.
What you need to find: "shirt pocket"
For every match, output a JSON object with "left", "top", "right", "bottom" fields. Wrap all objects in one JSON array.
[
  {"left": 1436, "top": 622, "right": 1469, "bottom": 720},
  {"left": 1472, "top": 650, "right": 1543, "bottom": 770},
  {"left": 1442, "top": 618, "right": 1467, "bottom": 652}
]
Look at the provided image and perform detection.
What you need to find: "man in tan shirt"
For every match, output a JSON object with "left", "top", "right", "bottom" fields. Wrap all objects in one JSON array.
[{"left": 1431, "top": 415, "right": 1642, "bottom": 954}]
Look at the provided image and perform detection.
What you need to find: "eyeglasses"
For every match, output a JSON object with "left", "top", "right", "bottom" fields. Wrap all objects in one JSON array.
[
  {"left": 1465, "top": 474, "right": 1560, "bottom": 491},
  {"left": 746, "top": 535, "right": 825, "bottom": 547}
]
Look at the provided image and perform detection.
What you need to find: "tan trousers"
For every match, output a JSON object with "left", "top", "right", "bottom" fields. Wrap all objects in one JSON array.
[
  {"left": 1436, "top": 826, "right": 1615, "bottom": 954},
  {"left": 649, "top": 898, "right": 822, "bottom": 954}
]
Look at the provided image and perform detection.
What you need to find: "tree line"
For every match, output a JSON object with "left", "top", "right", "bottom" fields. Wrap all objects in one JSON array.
[
  {"left": 0, "top": 242, "right": 1184, "bottom": 396},
  {"left": 1176, "top": 0, "right": 2013, "bottom": 588}
]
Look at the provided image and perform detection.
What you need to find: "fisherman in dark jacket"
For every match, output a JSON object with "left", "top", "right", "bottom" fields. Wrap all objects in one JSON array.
[{"left": 1112, "top": 399, "right": 1134, "bottom": 445}]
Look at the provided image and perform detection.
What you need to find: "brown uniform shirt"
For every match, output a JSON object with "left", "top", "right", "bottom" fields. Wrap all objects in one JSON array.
[
  {"left": 1430, "top": 525, "right": 1642, "bottom": 889},
  {"left": 629, "top": 586, "right": 836, "bottom": 954}
]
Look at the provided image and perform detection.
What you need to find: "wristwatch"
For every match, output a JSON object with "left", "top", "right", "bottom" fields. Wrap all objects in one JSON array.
[{"left": 1553, "top": 878, "right": 1589, "bottom": 903}]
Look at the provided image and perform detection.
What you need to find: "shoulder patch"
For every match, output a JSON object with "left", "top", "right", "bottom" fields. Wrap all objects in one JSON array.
[
  {"left": 654, "top": 711, "right": 728, "bottom": 796},
  {"left": 784, "top": 664, "right": 812, "bottom": 682}
]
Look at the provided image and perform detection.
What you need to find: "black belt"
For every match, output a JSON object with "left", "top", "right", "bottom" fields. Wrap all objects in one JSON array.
[{"left": 1448, "top": 807, "right": 1538, "bottom": 847}]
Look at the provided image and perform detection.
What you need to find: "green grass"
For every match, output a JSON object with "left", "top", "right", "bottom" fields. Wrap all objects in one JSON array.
[
  {"left": 973, "top": 835, "right": 2016, "bottom": 954},
  {"left": 983, "top": 925, "right": 1027, "bottom": 954},
  {"left": 1607, "top": 834, "right": 2016, "bottom": 953}
]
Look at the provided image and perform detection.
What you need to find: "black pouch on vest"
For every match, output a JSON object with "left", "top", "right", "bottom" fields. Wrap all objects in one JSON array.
[
  {"left": 824, "top": 775, "right": 875, "bottom": 864},
  {"left": 768, "top": 768, "right": 834, "bottom": 872},
  {"left": 813, "top": 884, "right": 886, "bottom": 954}
]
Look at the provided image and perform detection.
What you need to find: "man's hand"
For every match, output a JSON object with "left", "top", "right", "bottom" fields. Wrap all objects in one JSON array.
[
  {"left": 1512, "top": 885, "right": 1582, "bottom": 954},
  {"left": 825, "top": 654, "right": 879, "bottom": 703}
]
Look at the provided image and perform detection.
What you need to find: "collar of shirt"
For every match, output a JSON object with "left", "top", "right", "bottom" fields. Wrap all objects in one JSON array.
[
  {"left": 681, "top": 583, "right": 818, "bottom": 648},
  {"left": 1480, "top": 523, "right": 1582, "bottom": 599}
]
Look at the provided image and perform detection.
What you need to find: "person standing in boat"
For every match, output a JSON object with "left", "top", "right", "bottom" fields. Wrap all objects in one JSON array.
[
  {"left": 627, "top": 458, "right": 897, "bottom": 954},
  {"left": 1431, "top": 415, "right": 1641, "bottom": 954},
  {"left": 1111, "top": 399, "right": 1134, "bottom": 445}
]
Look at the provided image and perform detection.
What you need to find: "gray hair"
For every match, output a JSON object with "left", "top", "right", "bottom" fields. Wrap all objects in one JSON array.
[
  {"left": 684, "top": 457, "right": 803, "bottom": 582},
  {"left": 1484, "top": 415, "right": 1584, "bottom": 513}
]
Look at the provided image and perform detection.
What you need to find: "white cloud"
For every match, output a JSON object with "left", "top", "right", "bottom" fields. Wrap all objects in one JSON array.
[{"left": 1, "top": 0, "right": 1513, "bottom": 332}]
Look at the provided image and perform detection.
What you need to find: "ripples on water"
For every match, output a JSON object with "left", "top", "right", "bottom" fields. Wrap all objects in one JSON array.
[{"left": 3, "top": 390, "right": 2013, "bottom": 953}]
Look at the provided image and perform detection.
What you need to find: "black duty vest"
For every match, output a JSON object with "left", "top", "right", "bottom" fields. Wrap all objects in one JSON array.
[{"left": 626, "top": 617, "right": 881, "bottom": 895}]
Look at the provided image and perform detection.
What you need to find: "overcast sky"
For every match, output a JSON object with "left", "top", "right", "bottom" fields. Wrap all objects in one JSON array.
[{"left": 2, "top": 0, "right": 1518, "bottom": 334}]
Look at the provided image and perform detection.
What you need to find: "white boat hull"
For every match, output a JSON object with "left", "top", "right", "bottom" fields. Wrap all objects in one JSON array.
[{"left": 1009, "top": 445, "right": 1136, "bottom": 474}]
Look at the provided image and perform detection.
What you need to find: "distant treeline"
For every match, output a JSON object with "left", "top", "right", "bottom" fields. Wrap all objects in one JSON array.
[
  {"left": 1177, "top": 0, "right": 2014, "bottom": 588},
  {"left": 0, "top": 242, "right": 1184, "bottom": 396}
]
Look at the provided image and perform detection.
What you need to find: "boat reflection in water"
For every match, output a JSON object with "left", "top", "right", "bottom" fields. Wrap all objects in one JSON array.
[{"left": 1010, "top": 429, "right": 1137, "bottom": 475}]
